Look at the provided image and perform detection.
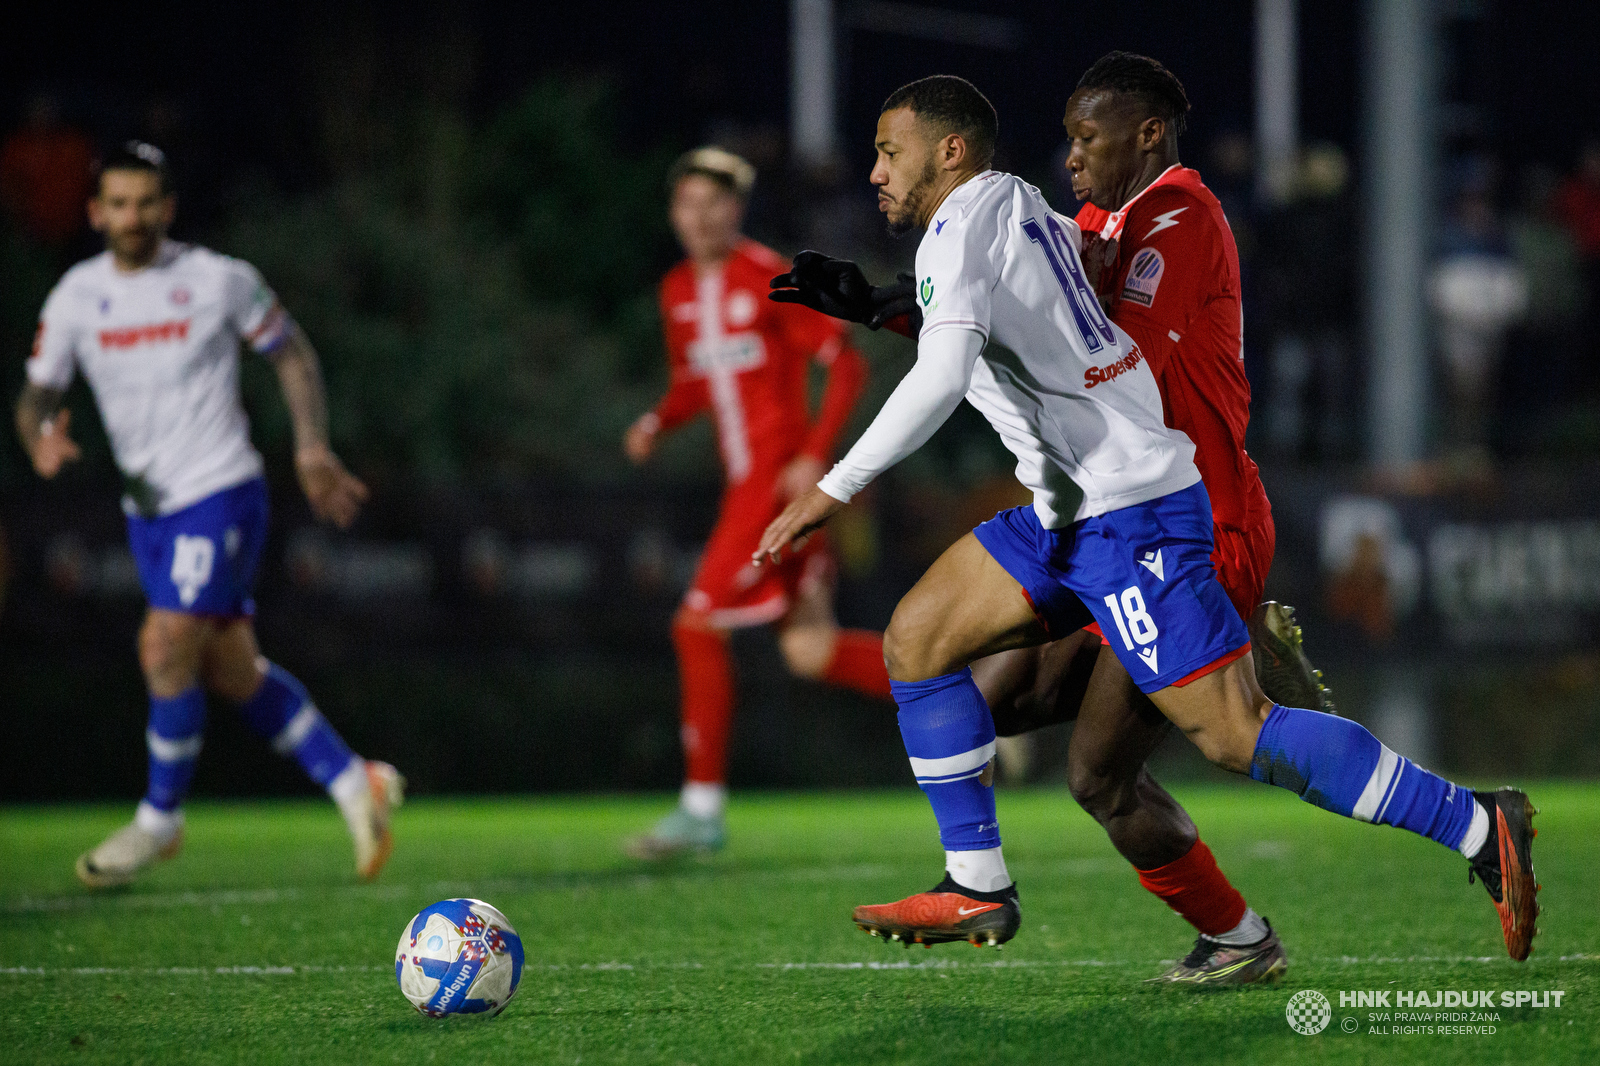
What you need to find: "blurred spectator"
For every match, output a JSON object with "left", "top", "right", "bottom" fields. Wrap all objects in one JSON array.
[
  {"left": 1501, "top": 165, "right": 1587, "bottom": 453},
  {"left": 1555, "top": 140, "right": 1600, "bottom": 393},
  {"left": 1555, "top": 140, "right": 1600, "bottom": 258},
  {"left": 0, "top": 94, "right": 94, "bottom": 245},
  {"left": 1254, "top": 142, "right": 1358, "bottom": 460},
  {"left": 1429, "top": 175, "right": 1527, "bottom": 467}
]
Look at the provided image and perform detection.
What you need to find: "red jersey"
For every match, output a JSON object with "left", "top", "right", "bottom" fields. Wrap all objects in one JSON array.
[
  {"left": 1075, "top": 166, "right": 1270, "bottom": 531},
  {"left": 655, "top": 239, "right": 865, "bottom": 494}
]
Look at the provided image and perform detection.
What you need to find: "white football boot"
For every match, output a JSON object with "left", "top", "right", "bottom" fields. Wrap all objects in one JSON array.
[
  {"left": 335, "top": 760, "right": 405, "bottom": 881},
  {"left": 75, "top": 812, "right": 184, "bottom": 889}
]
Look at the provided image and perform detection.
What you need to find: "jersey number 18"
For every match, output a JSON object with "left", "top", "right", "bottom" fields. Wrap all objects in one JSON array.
[{"left": 1020, "top": 216, "right": 1117, "bottom": 354}]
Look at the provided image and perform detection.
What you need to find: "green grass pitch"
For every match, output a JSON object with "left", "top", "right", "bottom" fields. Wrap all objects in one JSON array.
[{"left": 2, "top": 783, "right": 1597, "bottom": 1065}]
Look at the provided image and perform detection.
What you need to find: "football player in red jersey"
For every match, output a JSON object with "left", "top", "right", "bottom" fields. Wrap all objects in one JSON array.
[
  {"left": 624, "top": 148, "right": 892, "bottom": 859},
  {"left": 770, "top": 54, "right": 1338, "bottom": 983}
]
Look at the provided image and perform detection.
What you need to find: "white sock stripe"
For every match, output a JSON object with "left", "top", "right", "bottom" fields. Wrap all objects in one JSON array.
[
  {"left": 916, "top": 767, "right": 989, "bottom": 785},
  {"left": 1351, "top": 744, "right": 1401, "bottom": 822},
  {"left": 1375, "top": 758, "right": 1408, "bottom": 823},
  {"left": 907, "top": 741, "right": 995, "bottom": 782},
  {"left": 145, "top": 729, "right": 203, "bottom": 762},
  {"left": 271, "top": 704, "right": 320, "bottom": 755}
]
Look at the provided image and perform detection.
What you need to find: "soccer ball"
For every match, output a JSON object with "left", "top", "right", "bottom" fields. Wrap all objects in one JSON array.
[{"left": 395, "top": 898, "right": 525, "bottom": 1017}]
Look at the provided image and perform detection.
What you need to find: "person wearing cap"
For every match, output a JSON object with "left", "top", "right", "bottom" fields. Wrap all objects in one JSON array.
[{"left": 622, "top": 148, "right": 888, "bottom": 858}]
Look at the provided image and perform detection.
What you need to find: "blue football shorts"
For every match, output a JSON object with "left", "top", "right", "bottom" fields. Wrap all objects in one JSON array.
[
  {"left": 125, "top": 477, "right": 270, "bottom": 617},
  {"left": 973, "top": 480, "right": 1250, "bottom": 693}
]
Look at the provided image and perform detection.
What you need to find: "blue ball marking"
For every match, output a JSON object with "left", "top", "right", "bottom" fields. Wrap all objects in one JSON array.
[
  {"left": 401, "top": 899, "right": 522, "bottom": 1017},
  {"left": 504, "top": 929, "right": 526, "bottom": 993}
]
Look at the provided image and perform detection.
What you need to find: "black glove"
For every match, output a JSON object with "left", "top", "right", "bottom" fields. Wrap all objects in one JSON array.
[
  {"left": 866, "top": 271, "right": 921, "bottom": 333},
  {"left": 769, "top": 250, "right": 877, "bottom": 323}
]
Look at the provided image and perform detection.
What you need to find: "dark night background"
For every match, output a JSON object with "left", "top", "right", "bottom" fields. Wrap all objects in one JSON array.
[
  {"left": 5, "top": 2, "right": 1596, "bottom": 230},
  {"left": 3, "top": 2, "right": 1600, "bottom": 800}
]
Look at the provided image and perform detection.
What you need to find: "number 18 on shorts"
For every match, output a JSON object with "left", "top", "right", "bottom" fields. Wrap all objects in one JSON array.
[{"left": 975, "top": 481, "right": 1250, "bottom": 694}]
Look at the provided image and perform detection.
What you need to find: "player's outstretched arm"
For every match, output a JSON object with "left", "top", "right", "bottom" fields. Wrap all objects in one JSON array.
[
  {"left": 269, "top": 326, "right": 368, "bottom": 529},
  {"left": 14, "top": 384, "right": 79, "bottom": 479},
  {"left": 755, "top": 327, "right": 983, "bottom": 565}
]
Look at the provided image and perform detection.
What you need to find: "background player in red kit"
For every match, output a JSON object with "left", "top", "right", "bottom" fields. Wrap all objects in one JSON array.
[
  {"left": 771, "top": 54, "right": 1333, "bottom": 983},
  {"left": 624, "top": 148, "right": 891, "bottom": 859}
]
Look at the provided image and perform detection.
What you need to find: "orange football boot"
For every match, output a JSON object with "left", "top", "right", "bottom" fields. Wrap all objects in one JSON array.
[
  {"left": 1467, "top": 788, "right": 1540, "bottom": 961},
  {"left": 853, "top": 874, "right": 1020, "bottom": 948}
]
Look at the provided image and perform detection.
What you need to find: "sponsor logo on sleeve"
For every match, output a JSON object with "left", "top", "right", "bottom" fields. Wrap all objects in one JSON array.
[
  {"left": 1120, "top": 247, "right": 1164, "bottom": 307},
  {"left": 920, "top": 277, "right": 935, "bottom": 306},
  {"left": 1083, "top": 344, "right": 1144, "bottom": 388}
]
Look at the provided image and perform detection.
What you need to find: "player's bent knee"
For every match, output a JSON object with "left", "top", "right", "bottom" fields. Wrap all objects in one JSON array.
[
  {"left": 138, "top": 612, "right": 208, "bottom": 688},
  {"left": 1065, "top": 756, "right": 1135, "bottom": 822},
  {"left": 671, "top": 607, "right": 720, "bottom": 636},
  {"left": 203, "top": 624, "right": 267, "bottom": 703},
  {"left": 778, "top": 624, "right": 836, "bottom": 680},
  {"left": 883, "top": 600, "right": 958, "bottom": 681}
]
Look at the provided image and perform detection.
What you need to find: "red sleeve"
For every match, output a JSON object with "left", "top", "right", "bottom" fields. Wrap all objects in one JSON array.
[
  {"left": 774, "top": 299, "right": 867, "bottom": 461},
  {"left": 881, "top": 313, "right": 916, "bottom": 340},
  {"left": 801, "top": 339, "right": 866, "bottom": 462},
  {"left": 651, "top": 284, "right": 709, "bottom": 433},
  {"left": 1110, "top": 190, "right": 1221, "bottom": 339}
]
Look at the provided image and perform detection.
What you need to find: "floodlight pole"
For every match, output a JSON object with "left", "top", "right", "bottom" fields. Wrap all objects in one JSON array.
[
  {"left": 1364, "top": 0, "right": 1438, "bottom": 472},
  {"left": 791, "top": 0, "right": 839, "bottom": 171},
  {"left": 1255, "top": 0, "right": 1300, "bottom": 205}
]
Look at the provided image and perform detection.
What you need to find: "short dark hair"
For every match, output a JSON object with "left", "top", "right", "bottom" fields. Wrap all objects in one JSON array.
[
  {"left": 1074, "top": 52, "right": 1190, "bottom": 137},
  {"left": 881, "top": 75, "right": 998, "bottom": 169},
  {"left": 97, "top": 140, "right": 172, "bottom": 194}
]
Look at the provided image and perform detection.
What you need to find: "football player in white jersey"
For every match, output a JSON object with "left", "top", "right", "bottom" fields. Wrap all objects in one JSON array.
[
  {"left": 15, "top": 142, "right": 405, "bottom": 889},
  {"left": 756, "top": 78, "right": 1538, "bottom": 959}
]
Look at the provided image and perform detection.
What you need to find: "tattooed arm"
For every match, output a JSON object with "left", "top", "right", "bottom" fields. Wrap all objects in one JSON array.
[
  {"left": 14, "top": 383, "right": 79, "bottom": 478},
  {"left": 267, "top": 325, "right": 368, "bottom": 529}
]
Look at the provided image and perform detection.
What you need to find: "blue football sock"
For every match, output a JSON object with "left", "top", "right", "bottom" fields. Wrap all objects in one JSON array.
[
  {"left": 145, "top": 687, "right": 207, "bottom": 812},
  {"left": 238, "top": 662, "right": 358, "bottom": 788},
  {"left": 892, "top": 669, "right": 1001, "bottom": 851},
  {"left": 1250, "top": 704, "right": 1478, "bottom": 851}
]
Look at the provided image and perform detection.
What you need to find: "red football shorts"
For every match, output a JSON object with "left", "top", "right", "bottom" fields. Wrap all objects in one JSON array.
[
  {"left": 1084, "top": 512, "right": 1275, "bottom": 639},
  {"left": 681, "top": 486, "right": 832, "bottom": 629}
]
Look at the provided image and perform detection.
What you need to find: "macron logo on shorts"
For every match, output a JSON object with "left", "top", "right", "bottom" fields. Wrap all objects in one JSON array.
[{"left": 1138, "top": 549, "right": 1165, "bottom": 581}]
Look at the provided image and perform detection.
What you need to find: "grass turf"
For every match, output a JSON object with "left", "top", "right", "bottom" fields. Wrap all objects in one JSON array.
[{"left": 1, "top": 783, "right": 1596, "bottom": 1065}]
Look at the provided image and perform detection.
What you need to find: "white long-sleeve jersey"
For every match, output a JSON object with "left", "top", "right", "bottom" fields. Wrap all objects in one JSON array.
[
  {"left": 818, "top": 171, "right": 1199, "bottom": 528},
  {"left": 28, "top": 240, "right": 292, "bottom": 516}
]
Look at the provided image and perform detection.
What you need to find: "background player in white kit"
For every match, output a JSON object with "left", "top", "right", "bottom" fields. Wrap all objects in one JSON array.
[
  {"left": 757, "top": 78, "right": 1538, "bottom": 959},
  {"left": 15, "top": 142, "right": 404, "bottom": 888}
]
